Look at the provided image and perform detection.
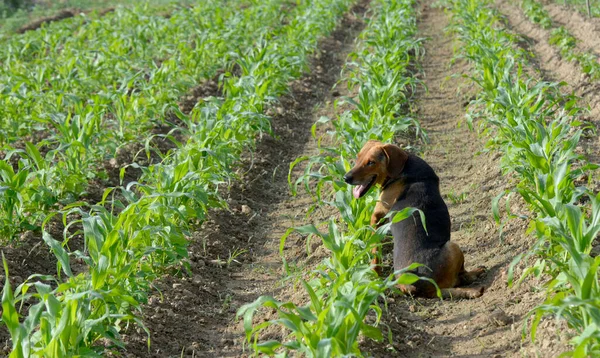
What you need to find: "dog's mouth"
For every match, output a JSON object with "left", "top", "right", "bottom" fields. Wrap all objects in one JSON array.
[{"left": 352, "top": 176, "right": 376, "bottom": 199}]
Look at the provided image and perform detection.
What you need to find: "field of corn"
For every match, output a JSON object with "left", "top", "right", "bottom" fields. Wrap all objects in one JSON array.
[{"left": 0, "top": 0, "right": 599, "bottom": 356}]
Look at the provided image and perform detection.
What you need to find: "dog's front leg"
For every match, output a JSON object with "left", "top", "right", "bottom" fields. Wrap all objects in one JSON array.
[{"left": 370, "top": 204, "right": 387, "bottom": 277}]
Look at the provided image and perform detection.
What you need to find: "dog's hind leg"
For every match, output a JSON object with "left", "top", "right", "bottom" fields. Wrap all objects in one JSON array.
[
  {"left": 440, "top": 242, "right": 486, "bottom": 285},
  {"left": 458, "top": 265, "right": 486, "bottom": 285},
  {"left": 371, "top": 246, "right": 382, "bottom": 277},
  {"left": 434, "top": 242, "right": 485, "bottom": 299},
  {"left": 402, "top": 283, "right": 483, "bottom": 299},
  {"left": 440, "top": 286, "right": 484, "bottom": 299}
]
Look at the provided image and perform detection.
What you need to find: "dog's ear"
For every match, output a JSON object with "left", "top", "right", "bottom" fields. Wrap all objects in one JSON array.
[{"left": 382, "top": 144, "right": 408, "bottom": 178}]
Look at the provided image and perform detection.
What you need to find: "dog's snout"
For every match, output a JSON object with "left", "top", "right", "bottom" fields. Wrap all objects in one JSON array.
[{"left": 343, "top": 173, "right": 353, "bottom": 184}]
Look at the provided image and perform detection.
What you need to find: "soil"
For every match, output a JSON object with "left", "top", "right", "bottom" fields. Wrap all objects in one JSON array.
[
  {"left": 15, "top": 9, "right": 77, "bottom": 34},
  {"left": 544, "top": 0, "right": 600, "bottom": 22},
  {"left": 1, "top": 0, "right": 596, "bottom": 357}
]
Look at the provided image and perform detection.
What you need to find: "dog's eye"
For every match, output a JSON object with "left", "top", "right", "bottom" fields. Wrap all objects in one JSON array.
[{"left": 366, "top": 160, "right": 375, "bottom": 166}]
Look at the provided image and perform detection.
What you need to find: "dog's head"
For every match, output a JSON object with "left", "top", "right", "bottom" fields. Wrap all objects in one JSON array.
[{"left": 343, "top": 140, "right": 408, "bottom": 199}]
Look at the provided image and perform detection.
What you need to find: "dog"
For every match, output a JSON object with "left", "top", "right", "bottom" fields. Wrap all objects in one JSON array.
[{"left": 343, "top": 140, "right": 485, "bottom": 299}]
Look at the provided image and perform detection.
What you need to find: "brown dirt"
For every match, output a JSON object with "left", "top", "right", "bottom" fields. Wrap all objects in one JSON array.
[
  {"left": 15, "top": 9, "right": 76, "bottom": 34},
  {"left": 115, "top": 2, "right": 369, "bottom": 357},
  {"left": 178, "top": 71, "right": 224, "bottom": 114},
  {"left": 0, "top": 230, "right": 62, "bottom": 356},
  {"left": 97, "top": 7, "right": 116, "bottom": 17}
]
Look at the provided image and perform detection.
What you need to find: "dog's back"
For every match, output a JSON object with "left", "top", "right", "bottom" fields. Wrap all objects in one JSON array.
[{"left": 390, "top": 154, "right": 451, "bottom": 278}]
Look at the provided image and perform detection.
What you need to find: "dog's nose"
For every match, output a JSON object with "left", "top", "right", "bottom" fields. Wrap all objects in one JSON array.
[{"left": 343, "top": 173, "right": 352, "bottom": 184}]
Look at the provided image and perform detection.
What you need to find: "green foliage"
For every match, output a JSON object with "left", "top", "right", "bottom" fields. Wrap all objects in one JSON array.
[
  {"left": 552, "top": 0, "right": 600, "bottom": 18},
  {"left": 1, "top": 0, "right": 359, "bottom": 355},
  {"left": 548, "top": 26, "right": 600, "bottom": 80},
  {"left": 520, "top": 0, "right": 600, "bottom": 79},
  {"left": 522, "top": 0, "right": 553, "bottom": 28},
  {"left": 238, "top": 242, "right": 422, "bottom": 356},
  {"left": 0, "top": 0, "right": 292, "bottom": 240}
]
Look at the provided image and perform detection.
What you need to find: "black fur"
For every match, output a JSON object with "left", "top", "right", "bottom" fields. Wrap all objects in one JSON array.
[{"left": 390, "top": 154, "right": 451, "bottom": 290}]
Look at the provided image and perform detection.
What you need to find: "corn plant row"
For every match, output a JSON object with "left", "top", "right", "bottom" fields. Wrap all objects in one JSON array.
[
  {"left": 0, "top": 0, "right": 289, "bottom": 144},
  {"left": 0, "top": 0, "right": 295, "bottom": 241},
  {"left": 0, "top": 2, "right": 206, "bottom": 142},
  {"left": 520, "top": 0, "right": 600, "bottom": 79},
  {"left": 0, "top": 0, "right": 203, "bottom": 37},
  {"left": 446, "top": 0, "right": 600, "bottom": 355},
  {"left": 237, "top": 0, "right": 426, "bottom": 356},
  {"left": 0, "top": 0, "right": 354, "bottom": 356}
]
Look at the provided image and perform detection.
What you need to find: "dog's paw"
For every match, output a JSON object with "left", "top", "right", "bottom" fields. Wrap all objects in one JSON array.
[
  {"left": 469, "top": 286, "right": 485, "bottom": 299},
  {"left": 398, "top": 284, "right": 417, "bottom": 296},
  {"left": 460, "top": 266, "right": 487, "bottom": 285}
]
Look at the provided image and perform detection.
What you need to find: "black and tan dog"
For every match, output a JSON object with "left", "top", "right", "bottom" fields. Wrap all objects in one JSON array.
[{"left": 343, "top": 140, "right": 485, "bottom": 299}]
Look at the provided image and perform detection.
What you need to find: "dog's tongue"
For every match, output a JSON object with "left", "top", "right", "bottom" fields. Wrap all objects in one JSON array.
[{"left": 353, "top": 185, "right": 364, "bottom": 199}]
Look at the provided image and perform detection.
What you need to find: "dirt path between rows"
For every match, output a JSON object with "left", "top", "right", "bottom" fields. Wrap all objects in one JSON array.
[
  {"left": 118, "top": 2, "right": 369, "bottom": 357},
  {"left": 363, "top": 2, "right": 568, "bottom": 356}
]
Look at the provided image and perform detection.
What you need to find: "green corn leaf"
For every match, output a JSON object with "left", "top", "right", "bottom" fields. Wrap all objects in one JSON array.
[
  {"left": 302, "top": 279, "right": 322, "bottom": 315},
  {"left": 316, "top": 338, "right": 333, "bottom": 358},
  {"left": 296, "top": 305, "right": 317, "bottom": 322},
  {"left": 361, "top": 324, "right": 383, "bottom": 342},
  {"left": 395, "top": 272, "right": 420, "bottom": 285},
  {"left": 237, "top": 295, "right": 278, "bottom": 340},
  {"left": 256, "top": 340, "right": 282, "bottom": 355},
  {"left": 2, "top": 253, "right": 24, "bottom": 355},
  {"left": 42, "top": 232, "right": 73, "bottom": 278},
  {"left": 492, "top": 190, "right": 507, "bottom": 224},
  {"left": 580, "top": 257, "right": 600, "bottom": 300},
  {"left": 507, "top": 253, "right": 524, "bottom": 287}
]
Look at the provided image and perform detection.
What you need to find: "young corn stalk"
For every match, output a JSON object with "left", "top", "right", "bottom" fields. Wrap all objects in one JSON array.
[{"left": 521, "top": 0, "right": 600, "bottom": 79}]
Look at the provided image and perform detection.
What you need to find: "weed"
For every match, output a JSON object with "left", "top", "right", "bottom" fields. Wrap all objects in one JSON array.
[
  {"left": 447, "top": 188, "right": 469, "bottom": 204},
  {"left": 227, "top": 248, "right": 247, "bottom": 267}
]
